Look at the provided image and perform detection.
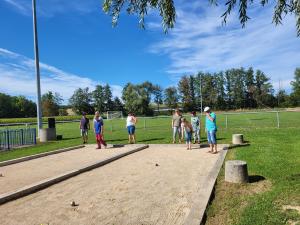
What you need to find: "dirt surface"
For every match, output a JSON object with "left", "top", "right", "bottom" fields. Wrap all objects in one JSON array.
[
  {"left": 0, "top": 144, "right": 227, "bottom": 225},
  {"left": 0, "top": 144, "right": 146, "bottom": 194}
]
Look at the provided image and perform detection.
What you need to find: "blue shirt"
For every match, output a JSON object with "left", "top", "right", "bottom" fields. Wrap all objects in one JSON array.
[
  {"left": 205, "top": 112, "right": 217, "bottom": 131},
  {"left": 94, "top": 118, "right": 104, "bottom": 134}
]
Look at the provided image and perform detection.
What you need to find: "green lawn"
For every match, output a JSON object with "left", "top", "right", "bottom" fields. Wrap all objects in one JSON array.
[{"left": 0, "top": 111, "right": 299, "bottom": 224}]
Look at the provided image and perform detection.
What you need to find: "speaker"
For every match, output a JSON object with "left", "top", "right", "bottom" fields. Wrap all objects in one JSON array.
[{"left": 48, "top": 118, "right": 56, "bottom": 128}]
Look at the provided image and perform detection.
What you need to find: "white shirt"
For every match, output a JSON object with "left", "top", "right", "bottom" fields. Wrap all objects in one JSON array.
[{"left": 126, "top": 116, "right": 135, "bottom": 127}]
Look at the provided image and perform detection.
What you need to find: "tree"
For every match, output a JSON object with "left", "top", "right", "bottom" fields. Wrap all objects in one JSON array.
[
  {"left": 164, "top": 86, "right": 179, "bottom": 111},
  {"left": 290, "top": 68, "right": 300, "bottom": 106},
  {"left": 153, "top": 85, "right": 163, "bottom": 112},
  {"left": 103, "top": 0, "right": 300, "bottom": 35},
  {"left": 103, "top": 84, "right": 114, "bottom": 111},
  {"left": 69, "top": 88, "right": 94, "bottom": 115},
  {"left": 122, "top": 83, "right": 153, "bottom": 115},
  {"left": 93, "top": 85, "right": 106, "bottom": 113},
  {"left": 244, "top": 67, "right": 256, "bottom": 108},
  {"left": 178, "top": 76, "right": 193, "bottom": 111},
  {"left": 41, "top": 91, "right": 62, "bottom": 116},
  {"left": 254, "top": 70, "right": 275, "bottom": 108},
  {"left": 15, "top": 96, "right": 36, "bottom": 117},
  {"left": 113, "top": 97, "right": 124, "bottom": 112}
]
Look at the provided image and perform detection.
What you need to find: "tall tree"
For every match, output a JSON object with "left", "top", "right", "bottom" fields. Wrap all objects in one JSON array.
[
  {"left": 41, "top": 91, "right": 62, "bottom": 116},
  {"left": 102, "top": 0, "right": 300, "bottom": 35},
  {"left": 69, "top": 88, "right": 94, "bottom": 115},
  {"left": 164, "top": 86, "right": 179, "bottom": 111},
  {"left": 254, "top": 70, "right": 275, "bottom": 108},
  {"left": 153, "top": 85, "right": 163, "bottom": 112},
  {"left": 103, "top": 84, "right": 114, "bottom": 111},
  {"left": 178, "top": 76, "right": 193, "bottom": 111},
  {"left": 244, "top": 67, "right": 256, "bottom": 108},
  {"left": 290, "top": 68, "right": 300, "bottom": 106},
  {"left": 113, "top": 97, "right": 124, "bottom": 112},
  {"left": 93, "top": 85, "right": 106, "bottom": 113}
]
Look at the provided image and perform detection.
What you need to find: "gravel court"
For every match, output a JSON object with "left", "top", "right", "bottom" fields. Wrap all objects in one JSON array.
[
  {"left": 0, "top": 144, "right": 146, "bottom": 195},
  {"left": 0, "top": 144, "right": 227, "bottom": 225}
]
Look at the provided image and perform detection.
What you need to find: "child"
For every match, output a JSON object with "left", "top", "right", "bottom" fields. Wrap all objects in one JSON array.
[
  {"left": 126, "top": 112, "right": 137, "bottom": 144},
  {"left": 191, "top": 111, "right": 200, "bottom": 144},
  {"left": 181, "top": 117, "right": 193, "bottom": 150},
  {"left": 93, "top": 111, "right": 107, "bottom": 149}
]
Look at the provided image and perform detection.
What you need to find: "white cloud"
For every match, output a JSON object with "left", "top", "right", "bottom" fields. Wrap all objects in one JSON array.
[
  {"left": 0, "top": 48, "right": 123, "bottom": 103},
  {"left": 148, "top": 1, "right": 300, "bottom": 91},
  {"left": 3, "top": 0, "right": 99, "bottom": 17}
]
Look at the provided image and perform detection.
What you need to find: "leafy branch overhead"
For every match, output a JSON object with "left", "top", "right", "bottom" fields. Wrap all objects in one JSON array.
[{"left": 102, "top": 0, "right": 300, "bottom": 35}]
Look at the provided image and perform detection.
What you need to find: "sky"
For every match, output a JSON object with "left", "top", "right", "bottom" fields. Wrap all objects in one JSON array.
[{"left": 0, "top": 0, "right": 299, "bottom": 103}]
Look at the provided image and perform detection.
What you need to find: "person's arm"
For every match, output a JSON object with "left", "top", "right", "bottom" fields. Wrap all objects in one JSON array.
[
  {"left": 101, "top": 124, "right": 104, "bottom": 136},
  {"left": 93, "top": 120, "right": 96, "bottom": 133},
  {"left": 206, "top": 113, "right": 215, "bottom": 122},
  {"left": 88, "top": 120, "right": 90, "bottom": 130},
  {"left": 171, "top": 117, "right": 174, "bottom": 128}
]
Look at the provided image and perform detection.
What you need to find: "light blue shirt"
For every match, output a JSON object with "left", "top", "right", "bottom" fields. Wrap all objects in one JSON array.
[{"left": 205, "top": 112, "right": 217, "bottom": 131}]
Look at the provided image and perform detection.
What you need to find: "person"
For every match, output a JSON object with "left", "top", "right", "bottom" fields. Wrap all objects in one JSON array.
[
  {"left": 93, "top": 111, "right": 107, "bottom": 149},
  {"left": 172, "top": 109, "right": 182, "bottom": 143},
  {"left": 126, "top": 112, "right": 137, "bottom": 144},
  {"left": 79, "top": 112, "right": 90, "bottom": 144},
  {"left": 204, "top": 106, "right": 218, "bottom": 154},
  {"left": 191, "top": 111, "right": 200, "bottom": 144},
  {"left": 181, "top": 117, "right": 193, "bottom": 150}
]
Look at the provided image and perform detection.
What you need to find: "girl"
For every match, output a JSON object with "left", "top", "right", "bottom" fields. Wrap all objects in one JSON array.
[
  {"left": 181, "top": 117, "right": 193, "bottom": 150},
  {"left": 191, "top": 111, "right": 200, "bottom": 144}
]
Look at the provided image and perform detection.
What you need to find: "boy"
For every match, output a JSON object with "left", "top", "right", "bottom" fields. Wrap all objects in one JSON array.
[
  {"left": 79, "top": 112, "right": 90, "bottom": 144},
  {"left": 181, "top": 117, "right": 193, "bottom": 150},
  {"left": 94, "top": 111, "right": 107, "bottom": 149}
]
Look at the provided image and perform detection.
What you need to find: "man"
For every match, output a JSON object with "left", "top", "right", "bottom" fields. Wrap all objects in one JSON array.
[
  {"left": 94, "top": 111, "right": 107, "bottom": 149},
  {"left": 172, "top": 109, "right": 182, "bottom": 143},
  {"left": 79, "top": 112, "right": 90, "bottom": 144},
  {"left": 204, "top": 107, "right": 217, "bottom": 154}
]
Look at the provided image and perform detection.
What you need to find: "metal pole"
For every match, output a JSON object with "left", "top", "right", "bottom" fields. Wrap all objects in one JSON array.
[
  {"left": 32, "top": 0, "right": 43, "bottom": 137},
  {"left": 276, "top": 111, "right": 280, "bottom": 128},
  {"left": 199, "top": 73, "right": 203, "bottom": 117}
]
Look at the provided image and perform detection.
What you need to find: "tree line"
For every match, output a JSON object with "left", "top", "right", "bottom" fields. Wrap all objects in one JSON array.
[{"left": 1, "top": 67, "right": 299, "bottom": 118}]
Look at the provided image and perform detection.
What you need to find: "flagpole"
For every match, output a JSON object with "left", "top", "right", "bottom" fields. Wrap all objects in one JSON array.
[{"left": 32, "top": 0, "right": 43, "bottom": 136}]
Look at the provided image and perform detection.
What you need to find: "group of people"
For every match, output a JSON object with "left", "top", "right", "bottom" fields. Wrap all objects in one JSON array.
[
  {"left": 172, "top": 107, "right": 217, "bottom": 153},
  {"left": 79, "top": 106, "right": 217, "bottom": 154}
]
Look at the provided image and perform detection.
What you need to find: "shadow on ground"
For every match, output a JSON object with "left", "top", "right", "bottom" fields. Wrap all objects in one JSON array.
[{"left": 249, "top": 175, "right": 266, "bottom": 183}]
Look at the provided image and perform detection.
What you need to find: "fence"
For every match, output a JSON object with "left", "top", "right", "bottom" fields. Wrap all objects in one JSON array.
[{"left": 0, "top": 128, "right": 36, "bottom": 150}]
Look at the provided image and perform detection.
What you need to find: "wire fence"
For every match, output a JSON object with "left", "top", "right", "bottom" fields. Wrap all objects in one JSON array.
[
  {"left": 0, "top": 128, "right": 36, "bottom": 150},
  {"left": 0, "top": 111, "right": 299, "bottom": 132}
]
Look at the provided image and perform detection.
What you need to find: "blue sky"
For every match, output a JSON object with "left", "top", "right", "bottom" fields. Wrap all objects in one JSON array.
[{"left": 0, "top": 0, "right": 299, "bottom": 103}]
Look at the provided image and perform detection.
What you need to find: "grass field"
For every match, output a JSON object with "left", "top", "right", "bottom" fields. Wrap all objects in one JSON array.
[{"left": 0, "top": 111, "right": 299, "bottom": 224}]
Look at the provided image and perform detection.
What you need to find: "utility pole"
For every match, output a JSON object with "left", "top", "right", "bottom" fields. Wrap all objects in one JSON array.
[
  {"left": 32, "top": 0, "right": 43, "bottom": 136},
  {"left": 199, "top": 73, "right": 203, "bottom": 117}
]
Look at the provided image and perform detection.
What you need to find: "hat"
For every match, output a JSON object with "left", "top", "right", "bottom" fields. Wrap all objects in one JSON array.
[
  {"left": 82, "top": 112, "right": 86, "bottom": 115},
  {"left": 204, "top": 107, "right": 210, "bottom": 112}
]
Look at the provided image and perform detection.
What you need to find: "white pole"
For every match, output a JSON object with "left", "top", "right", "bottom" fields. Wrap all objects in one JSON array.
[
  {"left": 276, "top": 111, "right": 280, "bottom": 128},
  {"left": 199, "top": 73, "right": 203, "bottom": 117},
  {"left": 32, "top": 0, "right": 43, "bottom": 136}
]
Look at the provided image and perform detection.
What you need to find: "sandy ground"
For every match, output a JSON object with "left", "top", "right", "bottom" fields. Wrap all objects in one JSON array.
[
  {"left": 0, "top": 144, "right": 146, "bottom": 194},
  {"left": 0, "top": 144, "right": 226, "bottom": 225}
]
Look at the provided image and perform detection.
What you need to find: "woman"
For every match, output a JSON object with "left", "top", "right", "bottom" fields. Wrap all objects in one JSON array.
[{"left": 126, "top": 112, "right": 137, "bottom": 144}]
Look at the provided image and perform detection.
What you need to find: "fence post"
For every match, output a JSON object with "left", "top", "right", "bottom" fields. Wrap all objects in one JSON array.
[
  {"left": 33, "top": 128, "right": 37, "bottom": 144},
  {"left": 6, "top": 130, "right": 10, "bottom": 150},
  {"left": 21, "top": 129, "right": 24, "bottom": 145},
  {"left": 276, "top": 111, "right": 280, "bottom": 128},
  {"left": 225, "top": 115, "right": 228, "bottom": 129}
]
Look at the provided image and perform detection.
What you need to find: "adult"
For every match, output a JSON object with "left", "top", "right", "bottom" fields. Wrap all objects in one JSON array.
[
  {"left": 126, "top": 112, "right": 137, "bottom": 144},
  {"left": 93, "top": 111, "right": 107, "bottom": 149},
  {"left": 191, "top": 111, "right": 200, "bottom": 144},
  {"left": 172, "top": 109, "right": 182, "bottom": 143},
  {"left": 204, "top": 107, "right": 218, "bottom": 154},
  {"left": 79, "top": 112, "right": 90, "bottom": 144}
]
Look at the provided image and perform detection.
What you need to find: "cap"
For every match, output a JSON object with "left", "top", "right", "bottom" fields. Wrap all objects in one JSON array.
[{"left": 204, "top": 107, "right": 210, "bottom": 112}]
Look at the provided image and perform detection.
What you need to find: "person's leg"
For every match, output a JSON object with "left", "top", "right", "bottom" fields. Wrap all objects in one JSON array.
[
  {"left": 178, "top": 127, "right": 182, "bottom": 143},
  {"left": 193, "top": 127, "right": 196, "bottom": 144},
  {"left": 173, "top": 127, "right": 177, "bottom": 143},
  {"left": 197, "top": 128, "right": 200, "bottom": 144},
  {"left": 96, "top": 134, "right": 101, "bottom": 149},
  {"left": 207, "top": 131, "right": 213, "bottom": 153},
  {"left": 81, "top": 129, "right": 85, "bottom": 144},
  {"left": 99, "top": 134, "right": 107, "bottom": 148},
  {"left": 212, "top": 131, "right": 217, "bottom": 153},
  {"left": 132, "top": 126, "right": 136, "bottom": 143},
  {"left": 84, "top": 130, "right": 88, "bottom": 143},
  {"left": 127, "top": 126, "right": 131, "bottom": 143},
  {"left": 188, "top": 132, "right": 192, "bottom": 149}
]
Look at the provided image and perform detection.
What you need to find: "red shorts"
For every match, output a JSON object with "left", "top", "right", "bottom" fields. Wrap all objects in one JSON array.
[{"left": 96, "top": 134, "right": 103, "bottom": 141}]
